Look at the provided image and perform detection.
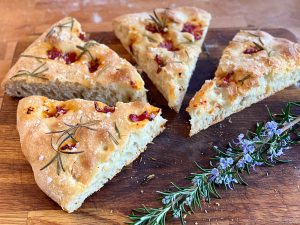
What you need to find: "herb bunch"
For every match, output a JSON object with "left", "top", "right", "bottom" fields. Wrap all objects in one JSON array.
[{"left": 129, "top": 102, "right": 300, "bottom": 225}]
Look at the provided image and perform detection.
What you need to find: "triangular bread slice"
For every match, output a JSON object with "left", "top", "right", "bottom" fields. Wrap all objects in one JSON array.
[
  {"left": 17, "top": 96, "right": 166, "bottom": 212},
  {"left": 187, "top": 30, "right": 300, "bottom": 136},
  {"left": 2, "top": 17, "right": 147, "bottom": 105},
  {"left": 113, "top": 7, "right": 211, "bottom": 112}
]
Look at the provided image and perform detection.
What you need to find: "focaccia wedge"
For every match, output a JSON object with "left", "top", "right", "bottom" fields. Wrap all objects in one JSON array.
[
  {"left": 113, "top": 7, "right": 211, "bottom": 112},
  {"left": 2, "top": 17, "right": 147, "bottom": 105},
  {"left": 187, "top": 30, "right": 300, "bottom": 136},
  {"left": 17, "top": 96, "right": 166, "bottom": 212}
]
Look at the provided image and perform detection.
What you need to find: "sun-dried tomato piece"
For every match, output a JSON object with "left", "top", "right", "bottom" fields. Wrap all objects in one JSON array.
[
  {"left": 60, "top": 143, "right": 77, "bottom": 151},
  {"left": 145, "top": 23, "right": 159, "bottom": 33},
  {"left": 26, "top": 106, "right": 34, "bottom": 114},
  {"left": 155, "top": 55, "right": 166, "bottom": 73},
  {"left": 129, "top": 111, "right": 155, "bottom": 122},
  {"left": 63, "top": 52, "right": 78, "bottom": 64},
  {"left": 159, "top": 40, "right": 179, "bottom": 51},
  {"left": 44, "top": 105, "right": 68, "bottom": 118},
  {"left": 55, "top": 106, "right": 68, "bottom": 117},
  {"left": 94, "top": 102, "right": 115, "bottom": 113},
  {"left": 47, "top": 47, "right": 63, "bottom": 60},
  {"left": 243, "top": 46, "right": 263, "bottom": 54},
  {"left": 79, "top": 32, "right": 85, "bottom": 41},
  {"left": 182, "top": 22, "right": 203, "bottom": 40},
  {"left": 88, "top": 60, "right": 100, "bottom": 73}
]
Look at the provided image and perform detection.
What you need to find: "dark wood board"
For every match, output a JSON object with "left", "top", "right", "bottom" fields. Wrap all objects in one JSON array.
[{"left": 0, "top": 28, "right": 300, "bottom": 225}]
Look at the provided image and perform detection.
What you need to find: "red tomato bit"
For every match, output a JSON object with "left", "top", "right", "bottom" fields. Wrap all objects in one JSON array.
[
  {"left": 182, "top": 22, "right": 203, "bottom": 40},
  {"left": 129, "top": 111, "right": 155, "bottom": 122},
  {"left": 55, "top": 106, "right": 68, "bottom": 117},
  {"left": 60, "top": 143, "right": 77, "bottom": 151},
  {"left": 155, "top": 55, "right": 166, "bottom": 73},
  {"left": 63, "top": 52, "right": 78, "bottom": 64},
  {"left": 79, "top": 32, "right": 86, "bottom": 41},
  {"left": 145, "top": 23, "right": 159, "bottom": 33},
  {"left": 243, "top": 46, "right": 263, "bottom": 54},
  {"left": 88, "top": 60, "right": 100, "bottom": 73},
  {"left": 159, "top": 40, "right": 179, "bottom": 52},
  {"left": 47, "top": 47, "right": 63, "bottom": 60},
  {"left": 221, "top": 71, "right": 234, "bottom": 86},
  {"left": 94, "top": 102, "right": 115, "bottom": 113}
]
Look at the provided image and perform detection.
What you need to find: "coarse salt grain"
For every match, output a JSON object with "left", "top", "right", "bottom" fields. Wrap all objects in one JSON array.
[
  {"left": 47, "top": 177, "right": 53, "bottom": 184},
  {"left": 39, "top": 155, "right": 45, "bottom": 161}
]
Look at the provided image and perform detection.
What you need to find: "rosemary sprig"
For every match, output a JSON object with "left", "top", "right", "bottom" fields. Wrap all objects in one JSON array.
[
  {"left": 41, "top": 119, "right": 101, "bottom": 175},
  {"left": 149, "top": 9, "right": 167, "bottom": 32},
  {"left": 11, "top": 62, "right": 49, "bottom": 80},
  {"left": 46, "top": 18, "right": 75, "bottom": 37},
  {"left": 129, "top": 102, "right": 300, "bottom": 225},
  {"left": 76, "top": 41, "right": 98, "bottom": 61},
  {"left": 20, "top": 54, "right": 47, "bottom": 63},
  {"left": 246, "top": 31, "right": 273, "bottom": 57}
]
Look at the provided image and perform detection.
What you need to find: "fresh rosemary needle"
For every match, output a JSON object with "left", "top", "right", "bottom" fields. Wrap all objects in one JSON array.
[
  {"left": 76, "top": 41, "right": 98, "bottom": 61},
  {"left": 128, "top": 102, "right": 300, "bottom": 225},
  {"left": 41, "top": 119, "right": 101, "bottom": 175},
  {"left": 11, "top": 62, "right": 49, "bottom": 80}
]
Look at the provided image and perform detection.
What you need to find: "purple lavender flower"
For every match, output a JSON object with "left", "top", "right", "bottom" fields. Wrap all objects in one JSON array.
[
  {"left": 162, "top": 196, "right": 171, "bottom": 205},
  {"left": 219, "top": 157, "right": 234, "bottom": 169},
  {"left": 223, "top": 174, "right": 238, "bottom": 189},
  {"left": 264, "top": 121, "right": 282, "bottom": 138},
  {"left": 244, "top": 154, "right": 253, "bottom": 163},
  {"left": 210, "top": 168, "right": 220, "bottom": 182}
]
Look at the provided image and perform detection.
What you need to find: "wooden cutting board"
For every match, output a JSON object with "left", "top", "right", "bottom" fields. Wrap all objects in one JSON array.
[{"left": 0, "top": 28, "right": 300, "bottom": 225}]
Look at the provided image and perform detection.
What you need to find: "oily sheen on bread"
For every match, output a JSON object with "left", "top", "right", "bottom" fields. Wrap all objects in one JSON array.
[
  {"left": 2, "top": 17, "right": 147, "bottom": 105},
  {"left": 113, "top": 7, "right": 211, "bottom": 112},
  {"left": 17, "top": 96, "right": 166, "bottom": 212},
  {"left": 187, "top": 30, "right": 300, "bottom": 136}
]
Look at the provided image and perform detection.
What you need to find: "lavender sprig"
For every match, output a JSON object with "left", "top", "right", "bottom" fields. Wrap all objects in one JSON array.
[{"left": 128, "top": 102, "right": 300, "bottom": 225}]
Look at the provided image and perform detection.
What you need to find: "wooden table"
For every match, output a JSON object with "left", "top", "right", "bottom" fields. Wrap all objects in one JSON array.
[{"left": 0, "top": 1, "right": 300, "bottom": 224}]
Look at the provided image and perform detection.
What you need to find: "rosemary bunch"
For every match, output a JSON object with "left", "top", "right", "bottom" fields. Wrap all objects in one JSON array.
[{"left": 129, "top": 102, "right": 300, "bottom": 225}]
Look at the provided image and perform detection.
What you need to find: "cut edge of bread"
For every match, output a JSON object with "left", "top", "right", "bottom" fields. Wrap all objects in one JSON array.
[
  {"left": 170, "top": 25, "right": 210, "bottom": 112},
  {"left": 63, "top": 112, "right": 166, "bottom": 213},
  {"left": 188, "top": 68, "right": 300, "bottom": 136},
  {"left": 4, "top": 79, "right": 147, "bottom": 106}
]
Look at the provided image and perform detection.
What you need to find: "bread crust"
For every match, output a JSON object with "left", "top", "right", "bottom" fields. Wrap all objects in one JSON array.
[
  {"left": 1, "top": 17, "right": 147, "bottom": 104},
  {"left": 17, "top": 96, "right": 166, "bottom": 212},
  {"left": 113, "top": 7, "right": 211, "bottom": 112},
  {"left": 187, "top": 30, "right": 300, "bottom": 136}
]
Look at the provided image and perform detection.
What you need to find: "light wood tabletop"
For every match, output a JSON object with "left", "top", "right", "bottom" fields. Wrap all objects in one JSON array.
[{"left": 0, "top": 1, "right": 300, "bottom": 225}]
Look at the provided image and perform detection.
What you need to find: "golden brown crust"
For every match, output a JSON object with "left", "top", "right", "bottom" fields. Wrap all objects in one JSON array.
[
  {"left": 17, "top": 96, "right": 166, "bottom": 211},
  {"left": 113, "top": 7, "right": 211, "bottom": 111},
  {"left": 1, "top": 17, "right": 146, "bottom": 101},
  {"left": 187, "top": 30, "right": 300, "bottom": 111},
  {"left": 187, "top": 30, "right": 300, "bottom": 136}
]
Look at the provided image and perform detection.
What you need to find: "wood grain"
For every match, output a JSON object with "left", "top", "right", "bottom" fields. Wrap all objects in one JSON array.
[{"left": 0, "top": 28, "right": 300, "bottom": 225}]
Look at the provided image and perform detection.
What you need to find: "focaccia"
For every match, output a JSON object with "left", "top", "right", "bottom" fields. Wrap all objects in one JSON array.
[
  {"left": 113, "top": 7, "right": 211, "bottom": 112},
  {"left": 17, "top": 96, "right": 166, "bottom": 212},
  {"left": 187, "top": 30, "right": 300, "bottom": 136},
  {"left": 2, "top": 17, "right": 147, "bottom": 105}
]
